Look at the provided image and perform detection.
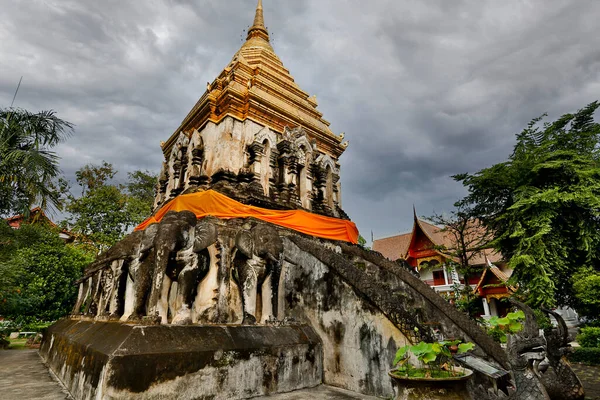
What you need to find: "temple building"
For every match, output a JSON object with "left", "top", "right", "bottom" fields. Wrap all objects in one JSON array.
[
  {"left": 5, "top": 207, "right": 73, "bottom": 242},
  {"left": 154, "top": 0, "right": 349, "bottom": 219},
  {"left": 373, "top": 211, "right": 513, "bottom": 318}
]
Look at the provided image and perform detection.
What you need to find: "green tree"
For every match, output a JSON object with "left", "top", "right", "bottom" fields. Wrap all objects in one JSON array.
[
  {"left": 572, "top": 268, "right": 600, "bottom": 320},
  {"left": 63, "top": 162, "right": 157, "bottom": 250},
  {"left": 0, "top": 108, "right": 73, "bottom": 216},
  {"left": 126, "top": 170, "right": 157, "bottom": 205},
  {"left": 455, "top": 101, "right": 600, "bottom": 308},
  {"left": 0, "top": 222, "right": 93, "bottom": 321},
  {"left": 75, "top": 161, "right": 116, "bottom": 195}
]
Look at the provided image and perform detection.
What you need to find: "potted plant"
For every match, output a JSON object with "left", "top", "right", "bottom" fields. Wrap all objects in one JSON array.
[{"left": 389, "top": 339, "right": 475, "bottom": 399}]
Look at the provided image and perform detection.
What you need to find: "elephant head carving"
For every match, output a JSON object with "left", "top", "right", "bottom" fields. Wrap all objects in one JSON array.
[{"left": 147, "top": 210, "right": 199, "bottom": 323}]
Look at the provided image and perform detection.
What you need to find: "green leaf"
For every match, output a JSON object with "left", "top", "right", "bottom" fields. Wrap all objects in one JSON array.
[
  {"left": 393, "top": 345, "right": 410, "bottom": 365},
  {"left": 507, "top": 310, "right": 525, "bottom": 321},
  {"left": 457, "top": 342, "right": 475, "bottom": 354},
  {"left": 422, "top": 351, "right": 437, "bottom": 364},
  {"left": 410, "top": 342, "right": 431, "bottom": 357},
  {"left": 508, "top": 322, "right": 523, "bottom": 333}
]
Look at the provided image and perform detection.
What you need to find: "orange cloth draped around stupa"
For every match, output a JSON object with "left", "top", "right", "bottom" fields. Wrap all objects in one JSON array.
[{"left": 135, "top": 190, "right": 359, "bottom": 244}]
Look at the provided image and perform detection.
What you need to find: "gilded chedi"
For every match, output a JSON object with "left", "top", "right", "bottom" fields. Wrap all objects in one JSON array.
[{"left": 155, "top": 0, "right": 349, "bottom": 218}]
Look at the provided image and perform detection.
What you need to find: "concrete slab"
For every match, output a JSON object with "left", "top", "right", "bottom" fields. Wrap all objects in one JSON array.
[
  {"left": 0, "top": 350, "right": 70, "bottom": 400},
  {"left": 255, "top": 385, "right": 383, "bottom": 399}
]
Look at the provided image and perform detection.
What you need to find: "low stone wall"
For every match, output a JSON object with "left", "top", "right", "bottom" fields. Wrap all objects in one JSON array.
[{"left": 40, "top": 319, "right": 322, "bottom": 400}]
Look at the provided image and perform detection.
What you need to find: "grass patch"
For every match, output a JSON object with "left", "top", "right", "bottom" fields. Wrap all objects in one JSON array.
[{"left": 8, "top": 338, "right": 28, "bottom": 350}]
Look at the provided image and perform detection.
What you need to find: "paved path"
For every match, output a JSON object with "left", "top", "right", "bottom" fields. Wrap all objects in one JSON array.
[
  {"left": 0, "top": 350, "right": 71, "bottom": 400},
  {"left": 571, "top": 364, "right": 600, "bottom": 400}
]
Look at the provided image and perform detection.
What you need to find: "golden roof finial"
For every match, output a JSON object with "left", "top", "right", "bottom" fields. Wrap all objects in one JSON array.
[{"left": 247, "top": 0, "right": 269, "bottom": 42}]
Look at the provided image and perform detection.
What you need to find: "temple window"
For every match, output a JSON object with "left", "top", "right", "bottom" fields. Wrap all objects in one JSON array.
[{"left": 432, "top": 270, "right": 445, "bottom": 286}]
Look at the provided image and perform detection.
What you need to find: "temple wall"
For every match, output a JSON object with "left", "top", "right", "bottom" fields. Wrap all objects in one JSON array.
[{"left": 282, "top": 238, "right": 408, "bottom": 397}]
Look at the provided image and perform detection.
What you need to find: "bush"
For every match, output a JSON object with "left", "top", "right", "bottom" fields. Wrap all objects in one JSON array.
[
  {"left": 568, "top": 347, "right": 600, "bottom": 365},
  {"left": 576, "top": 327, "right": 600, "bottom": 348}
]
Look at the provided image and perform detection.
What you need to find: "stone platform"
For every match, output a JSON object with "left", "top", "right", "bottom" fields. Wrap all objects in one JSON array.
[{"left": 39, "top": 319, "right": 323, "bottom": 400}]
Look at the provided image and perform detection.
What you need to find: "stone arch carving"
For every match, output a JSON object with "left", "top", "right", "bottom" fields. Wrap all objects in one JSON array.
[
  {"left": 295, "top": 140, "right": 313, "bottom": 209},
  {"left": 169, "top": 135, "right": 190, "bottom": 196},
  {"left": 295, "top": 136, "right": 313, "bottom": 161},
  {"left": 254, "top": 126, "right": 276, "bottom": 149},
  {"left": 316, "top": 154, "right": 339, "bottom": 175},
  {"left": 155, "top": 162, "right": 169, "bottom": 209}
]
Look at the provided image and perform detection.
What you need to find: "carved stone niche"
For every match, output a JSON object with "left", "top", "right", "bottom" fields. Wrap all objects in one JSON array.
[
  {"left": 187, "top": 140, "right": 207, "bottom": 188},
  {"left": 244, "top": 125, "right": 321, "bottom": 211}
]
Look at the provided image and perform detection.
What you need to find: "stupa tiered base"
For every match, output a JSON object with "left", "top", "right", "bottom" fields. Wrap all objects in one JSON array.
[{"left": 40, "top": 319, "right": 322, "bottom": 400}]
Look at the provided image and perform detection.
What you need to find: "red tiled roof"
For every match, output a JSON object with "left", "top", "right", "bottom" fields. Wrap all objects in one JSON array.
[
  {"left": 374, "top": 218, "right": 503, "bottom": 266},
  {"left": 473, "top": 262, "right": 517, "bottom": 294},
  {"left": 6, "top": 207, "right": 55, "bottom": 228},
  {"left": 372, "top": 232, "right": 411, "bottom": 261}
]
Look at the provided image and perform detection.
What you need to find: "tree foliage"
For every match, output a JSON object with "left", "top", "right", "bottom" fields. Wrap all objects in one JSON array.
[
  {"left": 572, "top": 268, "right": 600, "bottom": 320},
  {"left": 0, "top": 108, "right": 73, "bottom": 216},
  {"left": 455, "top": 101, "right": 600, "bottom": 308},
  {"left": 427, "top": 206, "right": 492, "bottom": 274},
  {"left": 426, "top": 207, "right": 492, "bottom": 320},
  {"left": 126, "top": 170, "right": 157, "bottom": 205},
  {"left": 0, "top": 222, "right": 93, "bottom": 321},
  {"left": 63, "top": 162, "right": 157, "bottom": 250}
]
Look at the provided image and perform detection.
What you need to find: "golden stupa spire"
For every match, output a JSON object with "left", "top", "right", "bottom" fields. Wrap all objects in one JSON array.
[{"left": 246, "top": 0, "right": 270, "bottom": 42}]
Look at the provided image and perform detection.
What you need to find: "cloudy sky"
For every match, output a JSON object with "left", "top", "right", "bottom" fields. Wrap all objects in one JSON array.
[{"left": 1, "top": 0, "right": 599, "bottom": 241}]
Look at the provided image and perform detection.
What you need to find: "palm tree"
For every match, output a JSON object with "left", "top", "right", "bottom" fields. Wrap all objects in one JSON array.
[{"left": 0, "top": 108, "right": 73, "bottom": 216}]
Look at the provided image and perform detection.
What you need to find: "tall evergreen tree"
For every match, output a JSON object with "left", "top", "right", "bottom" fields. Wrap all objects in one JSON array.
[{"left": 455, "top": 101, "right": 600, "bottom": 308}]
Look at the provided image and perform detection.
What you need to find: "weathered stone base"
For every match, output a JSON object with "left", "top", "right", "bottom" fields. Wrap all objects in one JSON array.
[{"left": 39, "top": 319, "right": 323, "bottom": 400}]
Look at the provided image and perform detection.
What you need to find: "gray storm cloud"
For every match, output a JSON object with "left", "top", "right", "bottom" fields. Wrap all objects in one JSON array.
[{"left": 1, "top": 0, "right": 598, "bottom": 240}]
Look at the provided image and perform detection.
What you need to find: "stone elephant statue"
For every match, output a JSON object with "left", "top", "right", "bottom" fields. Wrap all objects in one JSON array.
[
  {"left": 233, "top": 222, "right": 283, "bottom": 325},
  {"left": 147, "top": 211, "right": 218, "bottom": 324},
  {"left": 74, "top": 228, "right": 153, "bottom": 318},
  {"left": 168, "top": 218, "right": 218, "bottom": 325},
  {"left": 121, "top": 223, "right": 160, "bottom": 321}
]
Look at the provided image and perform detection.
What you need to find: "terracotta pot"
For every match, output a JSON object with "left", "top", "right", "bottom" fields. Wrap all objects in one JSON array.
[{"left": 388, "top": 367, "right": 473, "bottom": 400}]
